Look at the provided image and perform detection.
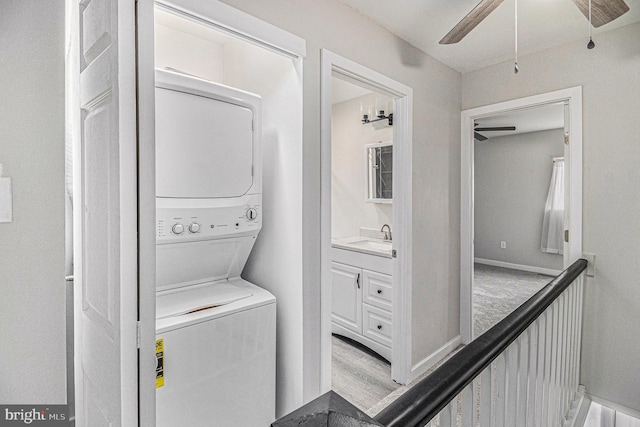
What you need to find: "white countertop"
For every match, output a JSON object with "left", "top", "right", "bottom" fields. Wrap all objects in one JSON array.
[{"left": 331, "top": 236, "right": 393, "bottom": 258}]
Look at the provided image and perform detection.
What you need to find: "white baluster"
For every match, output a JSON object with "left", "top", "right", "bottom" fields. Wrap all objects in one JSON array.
[
  {"left": 495, "top": 353, "right": 506, "bottom": 427},
  {"left": 438, "top": 400, "right": 455, "bottom": 427},
  {"left": 460, "top": 383, "right": 473, "bottom": 426},
  {"left": 559, "top": 291, "right": 568, "bottom": 419},
  {"left": 479, "top": 364, "right": 493, "bottom": 427},
  {"left": 526, "top": 321, "right": 538, "bottom": 427},
  {"left": 559, "top": 292, "right": 568, "bottom": 421},
  {"left": 543, "top": 305, "right": 554, "bottom": 425},
  {"left": 565, "top": 284, "right": 575, "bottom": 414},
  {"left": 549, "top": 299, "right": 561, "bottom": 426},
  {"left": 564, "top": 283, "right": 575, "bottom": 423},
  {"left": 516, "top": 331, "right": 529, "bottom": 424},
  {"left": 534, "top": 314, "right": 547, "bottom": 427},
  {"left": 571, "top": 279, "right": 582, "bottom": 394},
  {"left": 505, "top": 343, "right": 518, "bottom": 426},
  {"left": 575, "top": 275, "right": 585, "bottom": 394}
]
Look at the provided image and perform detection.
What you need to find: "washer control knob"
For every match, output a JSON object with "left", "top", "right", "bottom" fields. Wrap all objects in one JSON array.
[
  {"left": 246, "top": 208, "right": 258, "bottom": 220},
  {"left": 189, "top": 223, "right": 200, "bottom": 233},
  {"left": 172, "top": 223, "right": 185, "bottom": 235}
]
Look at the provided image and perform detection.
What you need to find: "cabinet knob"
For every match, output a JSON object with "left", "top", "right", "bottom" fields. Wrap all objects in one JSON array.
[
  {"left": 377, "top": 289, "right": 382, "bottom": 294},
  {"left": 377, "top": 324, "right": 382, "bottom": 330}
]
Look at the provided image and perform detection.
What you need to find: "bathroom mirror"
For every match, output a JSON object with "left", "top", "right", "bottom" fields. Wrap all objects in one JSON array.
[{"left": 365, "top": 141, "right": 393, "bottom": 203}]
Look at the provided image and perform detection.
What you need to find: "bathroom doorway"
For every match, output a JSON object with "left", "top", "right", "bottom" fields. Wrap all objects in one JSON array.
[
  {"left": 320, "top": 50, "right": 414, "bottom": 393},
  {"left": 329, "top": 76, "right": 398, "bottom": 409}
]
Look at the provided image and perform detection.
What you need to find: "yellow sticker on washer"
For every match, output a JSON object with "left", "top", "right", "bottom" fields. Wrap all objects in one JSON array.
[{"left": 156, "top": 338, "right": 164, "bottom": 388}]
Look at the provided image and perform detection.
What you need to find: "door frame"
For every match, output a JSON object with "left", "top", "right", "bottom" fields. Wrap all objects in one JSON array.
[
  {"left": 140, "top": 0, "right": 307, "bottom": 421},
  {"left": 460, "top": 87, "right": 583, "bottom": 344},
  {"left": 320, "top": 49, "right": 414, "bottom": 387}
]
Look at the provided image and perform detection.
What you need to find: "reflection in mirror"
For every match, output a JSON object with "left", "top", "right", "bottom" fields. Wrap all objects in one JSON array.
[{"left": 365, "top": 141, "right": 392, "bottom": 203}]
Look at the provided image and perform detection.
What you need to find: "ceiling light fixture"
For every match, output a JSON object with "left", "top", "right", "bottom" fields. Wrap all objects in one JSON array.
[
  {"left": 361, "top": 100, "right": 393, "bottom": 126},
  {"left": 587, "top": 0, "right": 595, "bottom": 49},
  {"left": 514, "top": 0, "right": 519, "bottom": 73}
]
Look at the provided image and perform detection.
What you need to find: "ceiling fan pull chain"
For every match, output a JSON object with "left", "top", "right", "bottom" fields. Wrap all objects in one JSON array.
[
  {"left": 514, "top": 0, "right": 519, "bottom": 73},
  {"left": 587, "top": 0, "right": 595, "bottom": 49}
]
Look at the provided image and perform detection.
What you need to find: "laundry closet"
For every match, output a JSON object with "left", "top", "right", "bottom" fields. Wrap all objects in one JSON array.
[{"left": 152, "top": 2, "right": 304, "bottom": 421}]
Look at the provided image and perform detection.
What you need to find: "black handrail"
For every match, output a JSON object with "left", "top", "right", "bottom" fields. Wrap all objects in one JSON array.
[{"left": 374, "top": 258, "right": 588, "bottom": 427}]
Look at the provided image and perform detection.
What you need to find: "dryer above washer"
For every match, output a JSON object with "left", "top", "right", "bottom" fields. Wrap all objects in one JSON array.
[
  {"left": 155, "top": 68, "right": 262, "bottom": 200},
  {"left": 154, "top": 69, "right": 264, "bottom": 291}
]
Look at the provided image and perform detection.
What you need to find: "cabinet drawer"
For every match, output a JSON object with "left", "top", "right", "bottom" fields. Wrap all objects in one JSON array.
[
  {"left": 362, "top": 270, "right": 392, "bottom": 311},
  {"left": 362, "top": 304, "right": 392, "bottom": 347}
]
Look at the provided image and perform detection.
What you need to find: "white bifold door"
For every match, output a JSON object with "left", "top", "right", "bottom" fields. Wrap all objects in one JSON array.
[{"left": 72, "top": 0, "right": 142, "bottom": 425}]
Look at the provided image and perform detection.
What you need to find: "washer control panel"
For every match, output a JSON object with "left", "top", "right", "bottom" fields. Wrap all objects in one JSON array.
[{"left": 157, "top": 203, "right": 261, "bottom": 242}]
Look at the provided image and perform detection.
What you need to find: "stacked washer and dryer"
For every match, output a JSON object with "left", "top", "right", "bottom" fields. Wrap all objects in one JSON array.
[{"left": 154, "top": 69, "right": 276, "bottom": 426}]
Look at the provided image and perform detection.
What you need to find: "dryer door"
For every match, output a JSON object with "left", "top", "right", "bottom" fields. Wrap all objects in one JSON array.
[{"left": 156, "top": 87, "right": 254, "bottom": 198}]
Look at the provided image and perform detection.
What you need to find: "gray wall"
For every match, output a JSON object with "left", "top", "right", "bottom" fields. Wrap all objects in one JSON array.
[
  {"left": 474, "top": 129, "right": 564, "bottom": 271},
  {"left": 463, "top": 22, "right": 640, "bottom": 411},
  {"left": 220, "top": 0, "right": 462, "bottom": 395},
  {"left": 0, "top": 0, "right": 66, "bottom": 403}
]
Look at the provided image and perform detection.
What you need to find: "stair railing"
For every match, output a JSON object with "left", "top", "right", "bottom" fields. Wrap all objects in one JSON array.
[
  {"left": 272, "top": 259, "right": 588, "bottom": 427},
  {"left": 375, "top": 258, "right": 588, "bottom": 427}
]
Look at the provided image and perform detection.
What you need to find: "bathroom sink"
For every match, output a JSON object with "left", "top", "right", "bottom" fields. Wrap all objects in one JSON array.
[
  {"left": 348, "top": 239, "right": 392, "bottom": 252},
  {"left": 331, "top": 237, "right": 392, "bottom": 257}
]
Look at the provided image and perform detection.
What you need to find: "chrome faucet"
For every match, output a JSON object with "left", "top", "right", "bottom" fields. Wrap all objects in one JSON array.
[{"left": 381, "top": 224, "right": 392, "bottom": 241}]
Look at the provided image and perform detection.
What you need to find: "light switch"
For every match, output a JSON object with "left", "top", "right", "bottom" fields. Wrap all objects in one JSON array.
[
  {"left": 0, "top": 163, "right": 12, "bottom": 223},
  {"left": 582, "top": 253, "right": 595, "bottom": 277}
]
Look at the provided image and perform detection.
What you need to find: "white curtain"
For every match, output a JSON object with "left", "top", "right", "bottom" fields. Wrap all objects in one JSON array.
[{"left": 541, "top": 158, "right": 564, "bottom": 254}]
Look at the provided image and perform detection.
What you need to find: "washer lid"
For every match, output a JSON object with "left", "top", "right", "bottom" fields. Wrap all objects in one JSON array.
[{"left": 156, "top": 281, "right": 253, "bottom": 319}]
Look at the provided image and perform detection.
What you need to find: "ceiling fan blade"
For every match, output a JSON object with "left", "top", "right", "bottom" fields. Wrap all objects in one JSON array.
[
  {"left": 474, "top": 132, "right": 488, "bottom": 141},
  {"left": 570, "top": 0, "right": 629, "bottom": 28},
  {"left": 440, "top": 0, "right": 505, "bottom": 44},
  {"left": 474, "top": 126, "right": 516, "bottom": 132}
]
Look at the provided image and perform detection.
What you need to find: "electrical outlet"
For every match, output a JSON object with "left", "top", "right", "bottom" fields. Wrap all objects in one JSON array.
[{"left": 500, "top": 241, "right": 507, "bottom": 249}]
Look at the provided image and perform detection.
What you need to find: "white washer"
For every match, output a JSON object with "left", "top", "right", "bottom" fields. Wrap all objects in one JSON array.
[
  {"left": 154, "top": 69, "right": 275, "bottom": 427},
  {"left": 156, "top": 279, "right": 275, "bottom": 427}
]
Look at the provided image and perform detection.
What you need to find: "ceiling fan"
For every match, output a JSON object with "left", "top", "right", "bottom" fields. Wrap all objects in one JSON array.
[
  {"left": 440, "top": 0, "right": 630, "bottom": 44},
  {"left": 474, "top": 123, "right": 516, "bottom": 141}
]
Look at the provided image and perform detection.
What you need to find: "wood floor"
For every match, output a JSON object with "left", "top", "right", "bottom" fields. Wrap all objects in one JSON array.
[{"left": 331, "top": 335, "right": 400, "bottom": 412}]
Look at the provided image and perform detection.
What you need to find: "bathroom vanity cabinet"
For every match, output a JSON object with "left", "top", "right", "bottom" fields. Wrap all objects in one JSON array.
[{"left": 330, "top": 245, "right": 393, "bottom": 361}]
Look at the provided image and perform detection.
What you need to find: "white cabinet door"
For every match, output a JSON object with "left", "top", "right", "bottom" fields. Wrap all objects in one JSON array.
[{"left": 331, "top": 262, "right": 362, "bottom": 333}]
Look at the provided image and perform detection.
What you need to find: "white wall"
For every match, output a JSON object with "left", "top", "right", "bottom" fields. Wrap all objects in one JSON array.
[
  {"left": 462, "top": 22, "right": 640, "bottom": 411},
  {"left": 332, "top": 92, "right": 393, "bottom": 239},
  {"left": 0, "top": 0, "right": 67, "bottom": 403},
  {"left": 155, "top": 21, "right": 225, "bottom": 80},
  {"left": 223, "top": 40, "right": 304, "bottom": 417},
  {"left": 474, "top": 129, "right": 564, "bottom": 271},
  {"left": 220, "top": 0, "right": 462, "bottom": 387},
  {"left": 155, "top": 17, "right": 303, "bottom": 416}
]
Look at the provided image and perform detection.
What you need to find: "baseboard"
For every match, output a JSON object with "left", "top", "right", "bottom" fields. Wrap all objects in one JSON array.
[
  {"left": 589, "top": 393, "right": 640, "bottom": 420},
  {"left": 410, "top": 335, "right": 461, "bottom": 381},
  {"left": 474, "top": 258, "right": 562, "bottom": 277}
]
